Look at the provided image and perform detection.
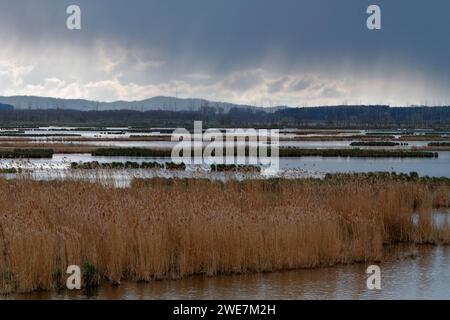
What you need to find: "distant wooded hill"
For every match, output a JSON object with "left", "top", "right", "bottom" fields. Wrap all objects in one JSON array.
[
  {"left": 0, "top": 95, "right": 283, "bottom": 113},
  {"left": 0, "top": 105, "right": 448, "bottom": 129},
  {"left": 0, "top": 103, "right": 14, "bottom": 111}
]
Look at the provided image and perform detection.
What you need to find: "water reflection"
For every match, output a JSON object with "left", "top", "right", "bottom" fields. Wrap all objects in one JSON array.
[{"left": 11, "top": 246, "right": 450, "bottom": 300}]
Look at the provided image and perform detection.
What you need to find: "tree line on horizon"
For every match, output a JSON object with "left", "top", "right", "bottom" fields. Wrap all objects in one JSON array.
[{"left": 0, "top": 105, "right": 448, "bottom": 129}]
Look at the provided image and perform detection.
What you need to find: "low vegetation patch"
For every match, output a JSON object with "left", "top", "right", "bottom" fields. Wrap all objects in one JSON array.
[
  {"left": 91, "top": 147, "right": 438, "bottom": 158},
  {"left": 0, "top": 168, "right": 20, "bottom": 174},
  {"left": 211, "top": 164, "right": 261, "bottom": 172},
  {"left": 428, "top": 142, "right": 450, "bottom": 147},
  {"left": 324, "top": 171, "right": 450, "bottom": 186},
  {"left": 92, "top": 148, "right": 171, "bottom": 157},
  {"left": 70, "top": 161, "right": 188, "bottom": 170},
  {"left": 278, "top": 148, "right": 438, "bottom": 158},
  {"left": 71, "top": 161, "right": 162, "bottom": 170},
  {"left": 165, "top": 162, "right": 186, "bottom": 170},
  {"left": 350, "top": 141, "right": 401, "bottom": 147},
  {"left": 0, "top": 149, "right": 53, "bottom": 159}
]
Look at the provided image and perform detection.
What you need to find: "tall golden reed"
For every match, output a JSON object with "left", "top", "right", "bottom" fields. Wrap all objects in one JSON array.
[{"left": 0, "top": 177, "right": 448, "bottom": 293}]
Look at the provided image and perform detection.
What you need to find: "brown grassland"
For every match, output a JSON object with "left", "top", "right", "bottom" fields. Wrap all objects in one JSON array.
[{"left": 0, "top": 176, "right": 449, "bottom": 294}]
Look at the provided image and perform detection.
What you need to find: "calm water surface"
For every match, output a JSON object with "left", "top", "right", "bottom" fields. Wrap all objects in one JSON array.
[
  {"left": 1, "top": 151, "right": 449, "bottom": 178},
  {"left": 11, "top": 246, "right": 450, "bottom": 300}
]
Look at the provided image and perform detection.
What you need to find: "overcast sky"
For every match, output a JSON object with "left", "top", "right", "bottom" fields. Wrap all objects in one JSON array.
[{"left": 0, "top": 0, "right": 449, "bottom": 106}]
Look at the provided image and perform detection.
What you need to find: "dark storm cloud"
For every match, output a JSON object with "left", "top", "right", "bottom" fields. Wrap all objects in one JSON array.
[
  {"left": 0, "top": 0, "right": 449, "bottom": 105},
  {"left": 1, "top": 0, "right": 449, "bottom": 72}
]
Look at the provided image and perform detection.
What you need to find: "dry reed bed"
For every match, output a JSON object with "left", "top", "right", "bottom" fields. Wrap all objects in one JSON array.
[{"left": 0, "top": 177, "right": 449, "bottom": 294}]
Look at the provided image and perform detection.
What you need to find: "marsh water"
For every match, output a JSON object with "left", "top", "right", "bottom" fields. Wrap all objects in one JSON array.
[
  {"left": 1, "top": 127, "right": 449, "bottom": 178},
  {"left": 1, "top": 151, "right": 449, "bottom": 179},
  {"left": 11, "top": 245, "right": 450, "bottom": 300}
]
